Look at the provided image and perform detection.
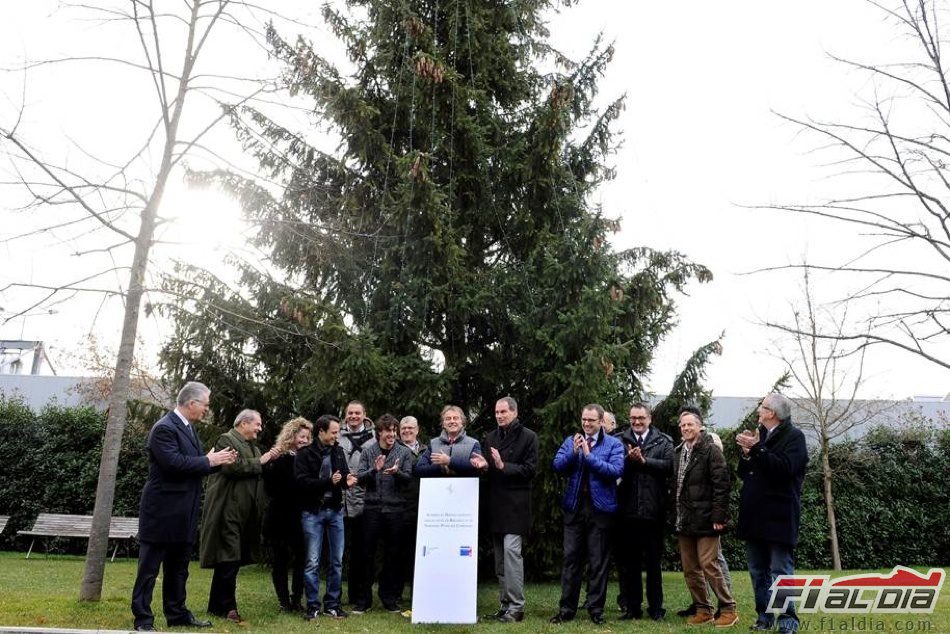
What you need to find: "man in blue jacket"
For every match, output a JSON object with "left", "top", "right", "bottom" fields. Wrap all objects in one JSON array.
[
  {"left": 736, "top": 393, "right": 808, "bottom": 633},
  {"left": 550, "top": 404, "right": 624, "bottom": 626},
  {"left": 131, "top": 382, "right": 237, "bottom": 632}
]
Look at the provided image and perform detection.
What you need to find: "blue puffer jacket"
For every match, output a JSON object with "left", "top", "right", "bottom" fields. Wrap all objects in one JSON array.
[{"left": 553, "top": 429, "right": 625, "bottom": 513}]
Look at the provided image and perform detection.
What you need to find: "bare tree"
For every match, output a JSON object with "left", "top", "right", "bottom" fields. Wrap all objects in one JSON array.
[
  {"left": 765, "top": 269, "right": 893, "bottom": 570},
  {"left": 0, "top": 0, "right": 302, "bottom": 601},
  {"left": 758, "top": 0, "right": 950, "bottom": 372}
]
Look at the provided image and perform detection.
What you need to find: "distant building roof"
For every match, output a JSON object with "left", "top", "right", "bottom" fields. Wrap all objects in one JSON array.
[{"left": 701, "top": 396, "right": 949, "bottom": 445}]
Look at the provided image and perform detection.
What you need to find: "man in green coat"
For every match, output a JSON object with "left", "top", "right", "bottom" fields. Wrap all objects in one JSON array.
[{"left": 200, "top": 409, "right": 281, "bottom": 624}]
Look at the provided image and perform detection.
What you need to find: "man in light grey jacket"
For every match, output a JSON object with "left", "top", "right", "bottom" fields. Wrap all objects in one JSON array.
[{"left": 338, "top": 401, "right": 375, "bottom": 612}]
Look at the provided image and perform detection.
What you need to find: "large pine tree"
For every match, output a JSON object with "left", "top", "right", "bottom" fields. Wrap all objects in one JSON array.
[{"left": 161, "top": 0, "right": 712, "bottom": 574}]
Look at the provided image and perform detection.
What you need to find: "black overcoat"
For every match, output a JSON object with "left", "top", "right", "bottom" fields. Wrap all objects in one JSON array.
[
  {"left": 736, "top": 420, "right": 808, "bottom": 547},
  {"left": 481, "top": 419, "right": 538, "bottom": 535},
  {"left": 138, "top": 411, "right": 211, "bottom": 544}
]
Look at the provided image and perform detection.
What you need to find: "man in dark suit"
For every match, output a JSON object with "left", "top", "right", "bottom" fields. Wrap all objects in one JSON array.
[
  {"left": 131, "top": 381, "right": 237, "bottom": 632},
  {"left": 617, "top": 402, "right": 673, "bottom": 621},
  {"left": 736, "top": 393, "right": 808, "bottom": 634},
  {"left": 480, "top": 397, "right": 538, "bottom": 623}
]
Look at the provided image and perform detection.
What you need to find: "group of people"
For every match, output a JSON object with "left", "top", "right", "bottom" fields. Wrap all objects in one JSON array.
[
  {"left": 546, "top": 398, "right": 807, "bottom": 633},
  {"left": 130, "top": 381, "right": 807, "bottom": 634}
]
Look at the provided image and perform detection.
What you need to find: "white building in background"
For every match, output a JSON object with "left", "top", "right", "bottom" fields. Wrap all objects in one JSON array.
[{"left": 0, "top": 374, "right": 104, "bottom": 410}]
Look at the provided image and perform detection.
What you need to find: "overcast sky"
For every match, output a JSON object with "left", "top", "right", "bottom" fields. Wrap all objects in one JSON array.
[{"left": 1, "top": 0, "right": 948, "bottom": 400}]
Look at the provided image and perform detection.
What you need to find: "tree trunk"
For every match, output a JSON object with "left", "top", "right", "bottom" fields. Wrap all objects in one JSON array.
[
  {"left": 78, "top": 199, "right": 160, "bottom": 601},
  {"left": 821, "top": 441, "right": 842, "bottom": 571}
]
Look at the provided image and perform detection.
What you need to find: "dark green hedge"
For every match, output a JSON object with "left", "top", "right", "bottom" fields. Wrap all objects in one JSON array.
[
  {"left": 1, "top": 398, "right": 946, "bottom": 571},
  {"left": 0, "top": 398, "right": 152, "bottom": 552},
  {"left": 713, "top": 423, "right": 949, "bottom": 573}
]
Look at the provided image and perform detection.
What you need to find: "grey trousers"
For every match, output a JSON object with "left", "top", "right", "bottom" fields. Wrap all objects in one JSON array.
[
  {"left": 493, "top": 533, "right": 525, "bottom": 613},
  {"left": 718, "top": 546, "right": 733, "bottom": 590}
]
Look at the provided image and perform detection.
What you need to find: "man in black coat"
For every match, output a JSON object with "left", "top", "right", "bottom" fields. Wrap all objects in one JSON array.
[
  {"left": 131, "top": 381, "right": 237, "bottom": 632},
  {"left": 295, "top": 415, "right": 357, "bottom": 620},
  {"left": 479, "top": 397, "right": 538, "bottom": 623},
  {"left": 736, "top": 393, "right": 808, "bottom": 634},
  {"left": 616, "top": 402, "right": 673, "bottom": 621}
]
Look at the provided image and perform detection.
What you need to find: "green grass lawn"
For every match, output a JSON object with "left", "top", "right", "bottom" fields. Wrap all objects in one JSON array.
[{"left": 0, "top": 552, "right": 946, "bottom": 632}]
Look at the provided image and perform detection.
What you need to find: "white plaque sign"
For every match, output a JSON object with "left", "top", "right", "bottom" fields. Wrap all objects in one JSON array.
[{"left": 411, "top": 477, "right": 480, "bottom": 623}]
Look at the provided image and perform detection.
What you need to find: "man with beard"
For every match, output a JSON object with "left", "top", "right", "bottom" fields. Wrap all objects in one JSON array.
[
  {"left": 296, "top": 415, "right": 357, "bottom": 620},
  {"left": 356, "top": 414, "right": 412, "bottom": 612}
]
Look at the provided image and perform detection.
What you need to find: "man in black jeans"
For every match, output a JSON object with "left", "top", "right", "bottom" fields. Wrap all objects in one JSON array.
[{"left": 355, "top": 414, "right": 412, "bottom": 612}]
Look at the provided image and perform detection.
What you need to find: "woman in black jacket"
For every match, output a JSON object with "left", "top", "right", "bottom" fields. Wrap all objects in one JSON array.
[
  {"left": 672, "top": 411, "right": 738, "bottom": 628},
  {"left": 262, "top": 417, "right": 312, "bottom": 611}
]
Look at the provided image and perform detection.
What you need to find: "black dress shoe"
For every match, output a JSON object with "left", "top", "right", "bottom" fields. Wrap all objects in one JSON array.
[
  {"left": 590, "top": 613, "right": 607, "bottom": 625},
  {"left": 619, "top": 610, "right": 642, "bottom": 620},
  {"left": 649, "top": 608, "right": 667, "bottom": 621},
  {"left": 498, "top": 611, "right": 524, "bottom": 623},
  {"left": 549, "top": 612, "right": 575, "bottom": 624},
  {"left": 167, "top": 615, "right": 213, "bottom": 627},
  {"left": 134, "top": 626, "right": 155, "bottom": 632}
]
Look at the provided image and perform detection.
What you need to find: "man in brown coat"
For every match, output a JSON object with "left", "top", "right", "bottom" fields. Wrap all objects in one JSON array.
[{"left": 672, "top": 410, "right": 738, "bottom": 628}]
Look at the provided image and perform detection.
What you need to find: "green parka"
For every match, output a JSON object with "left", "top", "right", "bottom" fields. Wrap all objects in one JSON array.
[{"left": 199, "top": 428, "right": 266, "bottom": 567}]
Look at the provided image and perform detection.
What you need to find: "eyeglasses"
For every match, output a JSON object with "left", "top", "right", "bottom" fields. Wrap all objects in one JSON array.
[{"left": 629, "top": 416, "right": 648, "bottom": 421}]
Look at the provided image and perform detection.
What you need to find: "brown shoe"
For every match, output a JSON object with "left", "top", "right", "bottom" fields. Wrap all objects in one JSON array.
[
  {"left": 714, "top": 610, "right": 739, "bottom": 628},
  {"left": 686, "top": 610, "right": 715, "bottom": 626},
  {"left": 225, "top": 610, "right": 246, "bottom": 625}
]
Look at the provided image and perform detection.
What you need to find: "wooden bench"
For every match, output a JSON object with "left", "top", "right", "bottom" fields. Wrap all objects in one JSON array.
[
  {"left": 18, "top": 513, "right": 138, "bottom": 561},
  {"left": 0, "top": 515, "right": 8, "bottom": 535}
]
